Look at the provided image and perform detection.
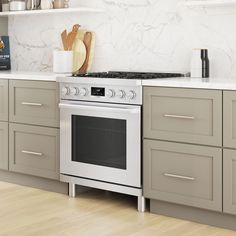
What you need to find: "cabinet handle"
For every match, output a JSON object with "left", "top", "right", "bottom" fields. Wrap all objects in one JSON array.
[
  {"left": 21, "top": 102, "right": 43, "bottom": 107},
  {"left": 164, "top": 114, "right": 195, "bottom": 120},
  {"left": 21, "top": 150, "right": 43, "bottom": 157},
  {"left": 164, "top": 173, "right": 195, "bottom": 181}
]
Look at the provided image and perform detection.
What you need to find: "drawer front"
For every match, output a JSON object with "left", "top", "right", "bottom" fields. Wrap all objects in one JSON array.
[
  {"left": 143, "top": 87, "right": 222, "bottom": 146},
  {"left": 0, "top": 79, "right": 8, "bottom": 121},
  {"left": 223, "top": 149, "right": 236, "bottom": 215},
  {"left": 144, "top": 140, "right": 222, "bottom": 211},
  {"left": 9, "top": 123, "right": 59, "bottom": 180},
  {"left": 223, "top": 91, "right": 236, "bottom": 148},
  {"left": 0, "top": 122, "right": 8, "bottom": 170},
  {"left": 9, "top": 80, "right": 59, "bottom": 127}
]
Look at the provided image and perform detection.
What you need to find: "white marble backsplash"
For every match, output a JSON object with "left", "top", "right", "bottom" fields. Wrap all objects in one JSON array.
[{"left": 8, "top": 0, "right": 236, "bottom": 78}]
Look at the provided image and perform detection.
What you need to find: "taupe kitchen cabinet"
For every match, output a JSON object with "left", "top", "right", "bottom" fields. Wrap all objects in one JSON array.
[
  {"left": 223, "top": 149, "right": 236, "bottom": 215},
  {"left": 9, "top": 80, "right": 59, "bottom": 127},
  {"left": 223, "top": 91, "right": 236, "bottom": 148},
  {"left": 143, "top": 87, "right": 222, "bottom": 146},
  {"left": 144, "top": 140, "right": 222, "bottom": 211},
  {"left": 9, "top": 123, "right": 59, "bottom": 180},
  {"left": 0, "top": 79, "right": 8, "bottom": 121},
  {"left": 0, "top": 121, "right": 8, "bottom": 170}
]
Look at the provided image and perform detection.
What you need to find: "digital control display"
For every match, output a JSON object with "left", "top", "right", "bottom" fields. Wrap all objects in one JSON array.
[{"left": 91, "top": 87, "right": 105, "bottom": 96}]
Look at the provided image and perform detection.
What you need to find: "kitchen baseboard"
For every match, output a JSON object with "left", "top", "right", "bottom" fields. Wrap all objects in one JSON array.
[
  {"left": 150, "top": 200, "right": 236, "bottom": 231},
  {"left": 0, "top": 170, "right": 68, "bottom": 194}
]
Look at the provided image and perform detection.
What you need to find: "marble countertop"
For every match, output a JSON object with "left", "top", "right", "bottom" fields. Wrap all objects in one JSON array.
[
  {"left": 0, "top": 71, "right": 71, "bottom": 81},
  {"left": 1, "top": 71, "right": 236, "bottom": 90},
  {"left": 142, "top": 77, "right": 236, "bottom": 90}
]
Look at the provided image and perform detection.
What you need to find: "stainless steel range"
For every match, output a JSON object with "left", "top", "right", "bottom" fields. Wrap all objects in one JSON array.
[{"left": 57, "top": 71, "right": 184, "bottom": 212}]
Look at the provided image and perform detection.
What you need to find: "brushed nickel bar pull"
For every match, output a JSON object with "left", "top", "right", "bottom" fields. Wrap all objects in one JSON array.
[
  {"left": 164, "top": 173, "right": 195, "bottom": 181},
  {"left": 22, "top": 150, "right": 43, "bottom": 157},
  {"left": 21, "top": 102, "right": 43, "bottom": 107},
  {"left": 164, "top": 114, "right": 195, "bottom": 120}
]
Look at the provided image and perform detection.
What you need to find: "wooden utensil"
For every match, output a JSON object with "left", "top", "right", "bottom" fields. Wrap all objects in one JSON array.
[
  {"left": 67, "top": 24, "right": 80, "bottom": 50},
  {"left": 66, "top": 32, "right": 73, "bottom": 50},
  {"left": 79, "top": 32, "right": 93, "bottom": 74},
  {"left": 61, "top": 24, "right": 80, "bottom": 51},
  {"left": 61, "top": 30, "right": 68, "bottom": 50}
]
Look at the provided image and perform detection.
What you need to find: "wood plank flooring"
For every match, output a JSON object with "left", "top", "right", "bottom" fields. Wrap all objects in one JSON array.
[{"left": 0, "top": 181, "right": 235, "bottom": 236}]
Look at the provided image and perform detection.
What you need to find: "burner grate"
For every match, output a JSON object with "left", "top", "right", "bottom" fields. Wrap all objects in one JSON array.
[{"left": 72, "top": 71, "right": 185, "bottom": 79}]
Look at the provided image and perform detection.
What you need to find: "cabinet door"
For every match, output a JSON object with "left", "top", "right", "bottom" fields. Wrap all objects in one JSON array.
[
  {"left": 144, "top": 140, "right": 222, "bottom": 211},
  {"left": 143, "top": 87, "right": 222, "bottom": 146},
  {"left": 9, "top": 80, "right": 59, "bottom": 127},
  {"left": 0, "top": 122, "right": 8, "bottom": 170},
  {"left": 0, "top": 79, "right": 8, "bottom": 122},
  {"left": 9, "top": 123, "right": 59, "bottom": 180},
  {"left": 223, "top": 149, "right": 236, "bottom": 215},
  {"left": 223, "top": 91, "right": 236, "bottom": 148}
]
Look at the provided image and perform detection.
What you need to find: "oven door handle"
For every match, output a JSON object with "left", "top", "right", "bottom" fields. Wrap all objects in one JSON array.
[{"left": 59, "top": 103, "right": 140, "bottom": 114}]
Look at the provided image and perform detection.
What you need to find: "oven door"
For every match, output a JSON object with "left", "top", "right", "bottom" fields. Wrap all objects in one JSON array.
[{"left": 59, "top": 101, "right": 141, "bottom": 188}]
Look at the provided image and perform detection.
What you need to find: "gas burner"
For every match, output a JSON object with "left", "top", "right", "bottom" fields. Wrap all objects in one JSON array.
[{"left": 72, "top": 71, "right": 185, "bottom": 80}]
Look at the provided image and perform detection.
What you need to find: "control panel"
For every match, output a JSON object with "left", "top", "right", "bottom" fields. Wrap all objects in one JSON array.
[{"left": 60, "top": 83, "right": 142, "bottom": 105}]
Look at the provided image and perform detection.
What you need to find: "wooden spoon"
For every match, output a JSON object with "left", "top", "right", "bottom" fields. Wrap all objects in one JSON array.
[
  {"left": 67, "top": 24, "right": 80, "bottom": 50},
  {"left": 79, "top": 32, "right": 93, "bottom": 74},
  {"left": 61, "top": 30, "right": 68, "bottom": 50}
]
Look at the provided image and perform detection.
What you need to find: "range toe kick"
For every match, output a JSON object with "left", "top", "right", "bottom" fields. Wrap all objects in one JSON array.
[{"left": 63, "top": 176, "right": 145, "bottom": 212}]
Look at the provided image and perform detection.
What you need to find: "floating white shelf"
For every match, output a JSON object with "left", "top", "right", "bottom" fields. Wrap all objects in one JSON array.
[
  {"left": 184, "top": 0, "right": 236, "bottom": 7},
  {"left": 0, "top": 7, "right": 104, "bottom": 17}
]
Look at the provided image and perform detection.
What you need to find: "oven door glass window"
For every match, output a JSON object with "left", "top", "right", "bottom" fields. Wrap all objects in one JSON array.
[{"left": 72, "top": 115, "right": 127, "bottom": 170}]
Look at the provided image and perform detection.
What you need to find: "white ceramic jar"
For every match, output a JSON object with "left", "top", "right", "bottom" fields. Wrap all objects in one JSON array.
[
  {"left": 53, "top": 50, "right": 73, "bottom": 73},
  {"left": 9, "top": 0, "right": 26, "bottom": 11}
]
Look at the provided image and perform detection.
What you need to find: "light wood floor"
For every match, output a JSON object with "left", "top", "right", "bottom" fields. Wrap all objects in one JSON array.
[{"left": 0, "top": 181, "right": 236, "bottom": 236}]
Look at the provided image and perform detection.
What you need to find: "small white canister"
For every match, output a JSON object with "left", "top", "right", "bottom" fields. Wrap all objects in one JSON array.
[
  {"left": 9, "top": 0, "right": 26, "bottom": 11},
  {"left": 53, "top": 50, "right": 73, "bottom": 74}
]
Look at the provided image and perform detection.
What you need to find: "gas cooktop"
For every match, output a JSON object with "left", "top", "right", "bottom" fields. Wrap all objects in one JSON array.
[{"left": 72, "top": 71, "right": 185, "bottom": 80}]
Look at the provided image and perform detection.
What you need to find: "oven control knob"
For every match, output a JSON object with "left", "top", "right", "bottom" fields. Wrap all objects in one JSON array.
[
  {"left": 80, "top": 88, "right": 89, "bottom": 96},
  {"left": 71, "top": 87, "right": 79, "bottom": 96},
  {"left": 107, "top": 89, "right": 115, "bottom": 98},
  {"left": 127, "top": 90, "right": 136, "bottom": 100},
  {"left": 117, "top": 90, "right": 126, "bottom": 99},
  {"left": 62, "top": 86, "right": 70, "bottom": 96}
]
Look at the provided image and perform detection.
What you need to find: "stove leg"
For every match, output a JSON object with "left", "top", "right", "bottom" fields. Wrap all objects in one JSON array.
[
  {"left": 138, "top": 196, "right": 146, "bottom": 212},
  {"left": 69, "top": 183, "right": 76, "bottom": 198}
]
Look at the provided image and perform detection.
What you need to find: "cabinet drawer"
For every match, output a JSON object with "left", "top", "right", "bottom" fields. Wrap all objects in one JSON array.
[
  {"left": 223, "top": 91, "right": 236, "bottom": 148},
  {"left": 0, "top": 79, "right": 8, "bottom": 121},
  {"left": 9, "top": 80, "right": 59, "bottom": 127},
  {"left": 143, "top": 87, "right": 222, "bottom": 146},
  {"left": 144, "top": 140, "right": 222, "bottom": 211},
  {"left": 223, "top": 149, "right": 236, "bottom": 215},
  {"left": 9, "top": 123, "right": 59, "bottom": 180},
  {"left": 0, "top": 122, "right": 8, "bottom": 170}
]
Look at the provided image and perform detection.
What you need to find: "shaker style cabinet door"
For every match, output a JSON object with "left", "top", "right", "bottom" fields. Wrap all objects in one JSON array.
[
  {"left": 143, "top": 87, "right": 222, "bottom": 146},
  {"left": 9, "top": 123, "right": 59, "bottom": 180},
  {"left": 9, "top": 80, "right": 59, "bottom": 127},
  {"left": 0, "top": 79, "right": 8, "bottom": 122},
  {"left": 144, "top": 140, "right": 222, "bottom": 211},
  {"left": 223, "top": 149, "right": 236, "bottom": 215},
  {"left": 0, "top": 122, "right": 8, "bottom": 170},
  {"left": 223, "top": 91, "right": 236, "bottom": 148}
]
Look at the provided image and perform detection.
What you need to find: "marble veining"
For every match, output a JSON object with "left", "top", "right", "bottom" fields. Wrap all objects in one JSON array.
[{"left": 8, "top": 0, "right": 236, "bottom": 79}]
